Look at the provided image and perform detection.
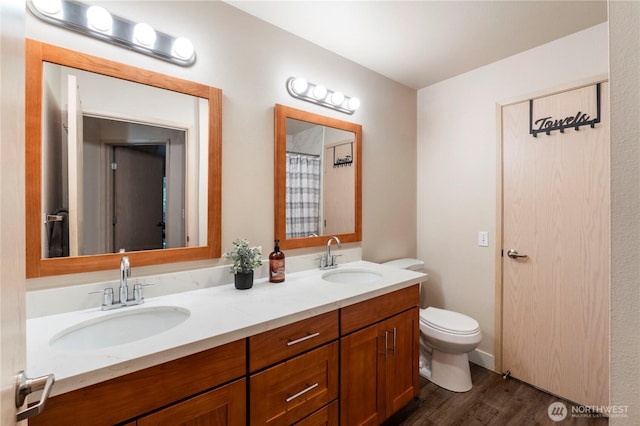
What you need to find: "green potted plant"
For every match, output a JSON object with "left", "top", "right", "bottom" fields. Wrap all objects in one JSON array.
[{"left": 223, "top": 239, "right": 262, "bottom": 290}]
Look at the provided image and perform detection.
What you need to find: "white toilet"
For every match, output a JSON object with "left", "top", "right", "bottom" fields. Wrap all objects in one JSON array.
[{"left": 383, "top": 258, "right": 482, "bottom": 392}]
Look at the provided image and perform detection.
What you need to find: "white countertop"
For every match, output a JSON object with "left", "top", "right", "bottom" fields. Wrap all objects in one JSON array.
[{"left": 27, "top": 261, "right": 426, "bottom": 397}]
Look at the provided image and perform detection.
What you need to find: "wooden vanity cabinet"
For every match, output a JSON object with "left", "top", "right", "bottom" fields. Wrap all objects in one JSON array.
[
  {"left": 29, "top": 340, "right": 246, "bottom": 426},
  {"left": 30, "top": 285, "right": 419, "bottom": 426},
  {"left": 340, "top": 285, "right": 420, "bottom": 425}
]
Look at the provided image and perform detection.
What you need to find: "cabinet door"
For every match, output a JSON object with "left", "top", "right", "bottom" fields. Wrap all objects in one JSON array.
[
  {"left": 137, "top": 378, "right": 246, "bottom": 426},
  {"left": 340, "top": 323, "right": 382, "bottom": 426},
  {"left": 340, "top": 308, "right": 419, "bottom": 425},
  {"left": 382, "top": 307, "right": 419, "bottom": 419}
]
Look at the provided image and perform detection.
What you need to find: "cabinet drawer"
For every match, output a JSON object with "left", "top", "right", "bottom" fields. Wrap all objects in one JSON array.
[
  {"left": 251, "top": 341, "right": 339, "bottom": 425},
  {"left": 250, "top": 310, "right": 338, "bottom": 371},
  {"left": 137, "top": 378, "right": 246, "bottom": 426},
  {"left": 294, "top": 400, "right": 339, "bottom": 426},
  {"left": 341, "top": 285, "right": 419, "bottom": 335}
]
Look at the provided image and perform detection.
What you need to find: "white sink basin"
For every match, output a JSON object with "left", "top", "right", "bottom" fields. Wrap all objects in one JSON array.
[
  {"left": 322, "top": 268, "right": 382, "bottom": 284},
  {"left": 50, "top": 306, "right": 190, "bottom": 351}
]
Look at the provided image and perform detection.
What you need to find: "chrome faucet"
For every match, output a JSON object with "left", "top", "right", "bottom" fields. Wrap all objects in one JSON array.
[
  {"left": 119, "top": 255, "right": 131, "bottom": 304},
  {"left": 91, "top": 255, "right": 146, "bottom": 310},
  {"left": 320, "top": 236, "right": 342, "bottom": 269}
]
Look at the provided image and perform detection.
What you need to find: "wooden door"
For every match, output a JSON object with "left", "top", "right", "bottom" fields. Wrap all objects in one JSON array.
[
  {"left": 113, "top": 145, "right": 164, "bottom": 252},
  {"left": 501, "top": 83, "right": 610, "bottom": 407},
  {"left": 340, "top": 324, "right": 381, "bottom": 426},
  {"left": 137, "top": 379, "right": 246, "bottom": 426},
  {"left": 1, "top": 5, "right": 25, "bottom": 423},
  {"left": 383, "top": 308, "right": 419, "bottom": 419}
]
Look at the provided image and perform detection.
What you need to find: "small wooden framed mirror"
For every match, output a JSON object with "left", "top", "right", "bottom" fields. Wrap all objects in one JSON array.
[{"left": 274, "top": 104, "right": 362, "bottom": 250}]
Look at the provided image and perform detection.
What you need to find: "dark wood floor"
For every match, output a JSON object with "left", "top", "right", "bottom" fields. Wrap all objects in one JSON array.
[{"left": 383, "top": 363, "right": 609, "bottom": 425}]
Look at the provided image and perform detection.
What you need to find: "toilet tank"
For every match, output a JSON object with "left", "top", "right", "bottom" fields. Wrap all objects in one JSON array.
[
  {"left": 382, "top": 258, "right": 428, "bottom": 308},
  {"left": 382, "top": 258, "right": 424, "bottom": 271}
]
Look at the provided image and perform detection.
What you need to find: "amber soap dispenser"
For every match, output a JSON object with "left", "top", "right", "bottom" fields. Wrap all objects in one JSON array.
[{"left": 269, "top": 239, "right": 285, "bottom": 283}]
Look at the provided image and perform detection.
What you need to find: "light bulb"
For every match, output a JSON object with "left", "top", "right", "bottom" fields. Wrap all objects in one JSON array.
[
  {"left": 347, "top": 97, "right": 361, "bottom": 111},
  {"left": 312, "top": 84, "right": 327, "bottom": 100},
  {"left": 86, "top": 5, "right": 112, "bottom": 32},
  {"left": 32, "top": 0, "right": 62, "bottom": 15},
  {"left": 330, "top": 91, "right": 345, "bottom": 106},
  {"left": 133, "top": 23, "right": 156, "bottom": 47},
  {"left": 291, "top": 77, "right": 308, "bottom": 95},
  {"left": 172, "top": 37, "right": 195, "bottom": 60}
]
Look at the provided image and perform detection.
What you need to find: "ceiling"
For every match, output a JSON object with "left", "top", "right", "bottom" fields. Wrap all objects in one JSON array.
[{"left": 226, "top": 1, "right": 607, "bottom": 90}]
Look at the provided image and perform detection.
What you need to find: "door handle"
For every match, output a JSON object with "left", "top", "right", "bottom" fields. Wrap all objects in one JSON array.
[
  {"left": 15, "top": 371, "right": 55, "bottom": 422},
  {"left": 507, "top": 249, "right": 528, "bottom": 260}
]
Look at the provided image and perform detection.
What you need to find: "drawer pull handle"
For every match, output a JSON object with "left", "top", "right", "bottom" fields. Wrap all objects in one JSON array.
[
  {"left": 286, "top": 382, "right": 319, "bottom": 403},
  {"left": 287, "top": 332, "right": 320, "bottom": 346}
]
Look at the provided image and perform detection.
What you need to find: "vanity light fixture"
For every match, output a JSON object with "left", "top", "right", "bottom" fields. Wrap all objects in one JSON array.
[
  {"left": 133, "top": 23, "right": 157, "bottom": 47},
  {"left": 312, "top": 84, "right": 328, "bottom": 100},
  {"left": 27, "top": 0, "right": 196, "bottom": 66},
  {"left": 286, "top": 77, "right": 360, "bottom": 115},
  {"left": 86, "top": 5, "right": 112, "bottom": 33},
  {"left": 172, "top": 37, "right": 195, "bottom": 61},
  {"left": 32, "top": 0, "right": 62, "bottom": 16}
]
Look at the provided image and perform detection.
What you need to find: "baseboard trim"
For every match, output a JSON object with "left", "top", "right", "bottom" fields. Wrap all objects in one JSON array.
[{"left": 469, "top": 348, "right": 495, "bottom": 372}]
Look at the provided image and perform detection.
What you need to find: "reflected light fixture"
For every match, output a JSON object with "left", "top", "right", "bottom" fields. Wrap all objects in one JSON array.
[
  {"left": 286, "top": 77, "right": 360, "bottom": 115},
  {"left": 27, "top": 0, "right": 196, "bottom": 66}
]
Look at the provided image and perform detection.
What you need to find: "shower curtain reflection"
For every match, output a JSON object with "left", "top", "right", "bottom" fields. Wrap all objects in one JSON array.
[{"left": 286, "top": 152, "right": 321, "bottom": 238}]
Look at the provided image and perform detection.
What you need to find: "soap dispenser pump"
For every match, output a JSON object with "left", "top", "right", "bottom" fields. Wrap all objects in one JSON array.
[{"left": 269, "top": 239, "right": 285, "bottom": 283}]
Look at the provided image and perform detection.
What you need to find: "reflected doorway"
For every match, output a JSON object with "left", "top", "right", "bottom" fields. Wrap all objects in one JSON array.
[
  {"left": 112, "top": 145, "right": 165, "bottom": 252},
  {"left": 82, "top": 116, "right": 186, "bottom": 255}
]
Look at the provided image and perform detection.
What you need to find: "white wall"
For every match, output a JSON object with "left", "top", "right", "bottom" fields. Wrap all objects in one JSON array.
[
  {"left": 609, "top": 2, "right": 640, "bottom": 423},
  {"left": 416, "top": 23, "right": 609, "bottom": 367},
  {"left": 26, "top": 1, "right": 417, "bottom": 287}
]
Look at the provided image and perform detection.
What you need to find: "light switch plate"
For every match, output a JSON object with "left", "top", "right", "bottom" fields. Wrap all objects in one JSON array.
[{"left": 478, "top": 231, "right": 489, "bottom": 247}]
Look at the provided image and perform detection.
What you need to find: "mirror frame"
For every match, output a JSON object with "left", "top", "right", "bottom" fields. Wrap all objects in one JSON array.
[
  {"left": 25, "top": 39, "right": 222, "bottom": 278},
  {"left": 274, "top": 104, "right": 362, "bottom": 250}
]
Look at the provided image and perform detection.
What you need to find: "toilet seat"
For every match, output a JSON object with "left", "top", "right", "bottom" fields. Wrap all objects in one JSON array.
[{"left": 420, "top": 307, "right": 480, "bottom": 335}]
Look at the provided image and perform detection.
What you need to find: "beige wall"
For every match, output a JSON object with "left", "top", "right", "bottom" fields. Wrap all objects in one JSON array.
[
  {"left": 609, "top": 1, "right": 640, "bottom": 423},
  {"left": 416, "top": 23, "right": 609, "bottom": 366},
  {"left": 26, "top": 1, "right": 417, "bottom": 287}
]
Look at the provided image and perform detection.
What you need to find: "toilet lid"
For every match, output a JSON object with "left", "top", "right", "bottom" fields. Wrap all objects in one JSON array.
[{"left": 421, "top": 307, "right": 480, "bottom": 335}]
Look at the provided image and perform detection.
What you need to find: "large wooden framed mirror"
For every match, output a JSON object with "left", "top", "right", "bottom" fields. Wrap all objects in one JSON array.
[
  {"left": 274, "top": 104, "right": 362, "bottom": 250},
  {"left": 26, "top": 39, "right": 222, "bottom": 278}
]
